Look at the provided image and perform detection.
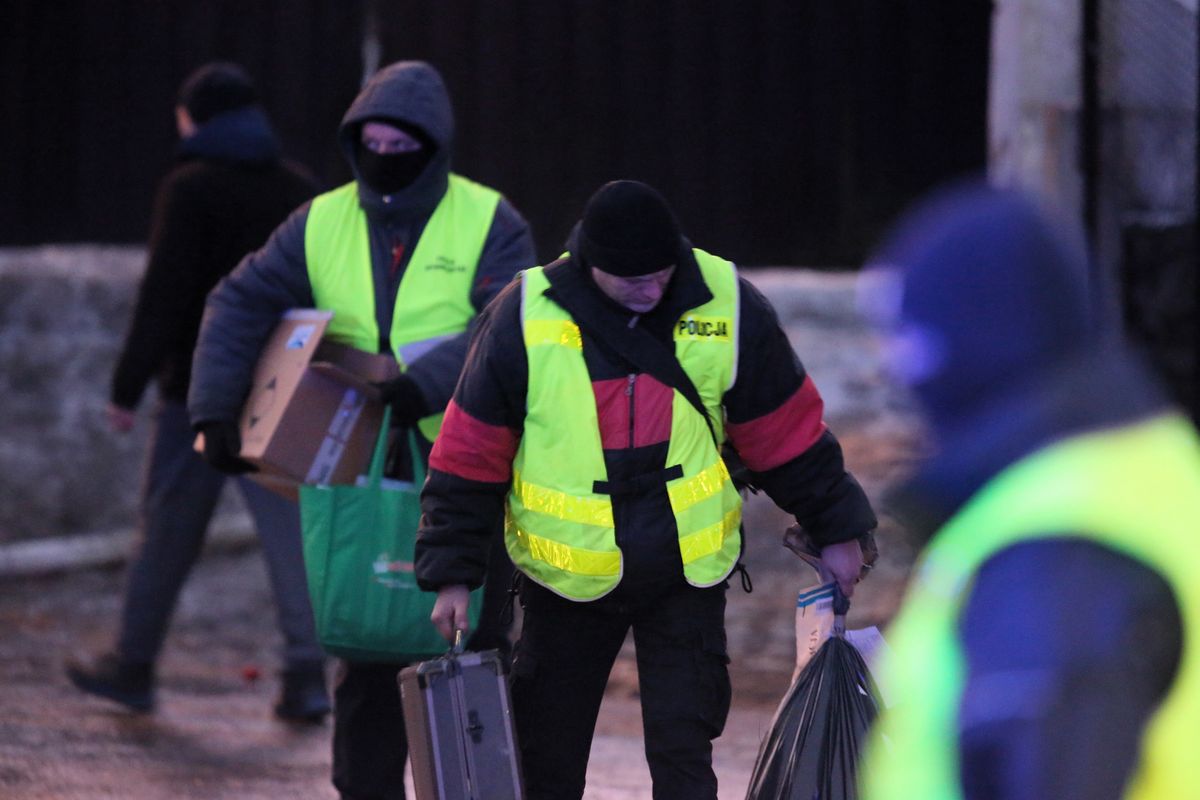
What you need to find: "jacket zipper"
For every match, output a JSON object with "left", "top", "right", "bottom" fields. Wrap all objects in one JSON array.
[{"left": 626, "top": 373, "right": 637, "bottom": 449}]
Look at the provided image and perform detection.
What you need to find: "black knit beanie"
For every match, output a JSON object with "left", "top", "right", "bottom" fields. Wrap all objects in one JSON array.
[
  {"left": 177, "top": 62, "right": 258, "bottom": 124},
  {"left": 578, "top": 180, "right": 682, "bottom": 276}
]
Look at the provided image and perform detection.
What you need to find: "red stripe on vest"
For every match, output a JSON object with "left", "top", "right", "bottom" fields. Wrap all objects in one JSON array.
[
  {"left": 726, "top": 376, "right": 827, "bottom": 471},
  {"left": 429, "top": 400, "right": 519, "bottom": 483}
]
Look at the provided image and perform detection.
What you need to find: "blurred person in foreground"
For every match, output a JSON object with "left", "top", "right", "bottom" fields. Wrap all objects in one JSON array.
[
  {"left": 188, "top": 60, "right": 535, "bottom": 800},
  {"left": 858, "top": 182, "right": 1198, "bottom": 799},
  {"left": 414, "top": 179, "right": 878, "bottom": 800},
  {"left": 66, "top": 62, "right": 328, "bottom": 722}
]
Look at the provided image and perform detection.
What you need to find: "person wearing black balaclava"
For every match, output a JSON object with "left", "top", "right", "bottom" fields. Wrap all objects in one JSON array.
[
  {"left": 413, "top": 179, "right": 877, "bottom": 800},
  {"left": 188, "top": 60, "right": 535, "bottom": 800},
  {"left": 355, "top": 119, "right": 433, "bottom": 194},
  {"left": 65, "top": 62, "right": 329, "bottom": 724}
]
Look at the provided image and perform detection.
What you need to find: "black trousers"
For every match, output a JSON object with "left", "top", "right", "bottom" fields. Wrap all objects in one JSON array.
[
  {"left": 511, "top": 580, "right": 731, "bottom": 800},
  {"left": 331, "top": 539, "right": 514, "bottom": 800}
]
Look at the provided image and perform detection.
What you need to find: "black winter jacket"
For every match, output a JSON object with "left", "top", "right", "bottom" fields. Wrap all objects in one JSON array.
[
  {"left": 414, "top": 249, "right": 877, "bottom": 601},
  {"left": 111, "top": 107, "right": 316, "bottom": 408}
]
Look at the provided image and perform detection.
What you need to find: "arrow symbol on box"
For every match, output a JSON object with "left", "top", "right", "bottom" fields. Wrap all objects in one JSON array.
[{"left": 247, "top": 377, "right": 278, "bottom": 429}]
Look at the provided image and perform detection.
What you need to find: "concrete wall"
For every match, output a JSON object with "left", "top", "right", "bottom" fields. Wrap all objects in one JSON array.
[
  {"left": 989, "top": 0, "right": 1198, "bottom": 416},
  {"left": 1100, "top": 0, "right": 1196, "bottom": 226},
  {"left": 989, "top": 0, "right": 1086, "bottom": 215},
  {"left": 1, "top": 247, "right": 149, "bottom": 542},
  {"left": 0, "top": 247, "right": 902, "bottom": 544},
  {"left": 989, "top": 0, "right": 1198, "bottom": 269}
]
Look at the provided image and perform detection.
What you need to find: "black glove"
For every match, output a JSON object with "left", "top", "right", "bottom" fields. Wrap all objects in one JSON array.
[
  {"left": 373, "top": 374, "right": 430, "bottom": 427},
  {"left": 197, "top": 420, "right": 256, "bottom": 474}
]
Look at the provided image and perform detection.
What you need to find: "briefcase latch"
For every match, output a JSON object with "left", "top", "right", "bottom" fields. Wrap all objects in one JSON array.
[{"left": 467, "top": 710, "right": 485, "bottom": 743}]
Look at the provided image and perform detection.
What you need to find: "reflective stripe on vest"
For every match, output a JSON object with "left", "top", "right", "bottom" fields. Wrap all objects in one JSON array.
[
  {"left": 860, "top": 414, "right": 1200, "bottom": 800},
  {"left": 304, "top": 175, "right": 500, "bottom": 440},
  {"left": 506, "top": 250, "right": 743, "bottom": 601}
]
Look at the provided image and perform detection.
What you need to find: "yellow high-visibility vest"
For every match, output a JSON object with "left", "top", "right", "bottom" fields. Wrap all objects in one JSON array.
[
  {"left": 861, "top": 414, "right": 1200, "bottom": 800},
  {"left": 506, "top": 250, "right": 743, "bottom": 600},
  {"left": 304, "top": 174, "right": 500, "bottom": 440}
]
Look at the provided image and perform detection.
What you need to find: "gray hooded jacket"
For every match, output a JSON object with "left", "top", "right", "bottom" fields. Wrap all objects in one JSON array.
[{"left": 188, "top": 61, "right": 536, "bottom": 427}]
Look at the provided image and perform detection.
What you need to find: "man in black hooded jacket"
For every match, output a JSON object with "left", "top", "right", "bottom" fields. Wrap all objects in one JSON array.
[
  {"left": 189, "top": 60, "right": 535, "bottom": 800},
  {"left": 66, "top": 62, "right": 328, "bottom": 722}
]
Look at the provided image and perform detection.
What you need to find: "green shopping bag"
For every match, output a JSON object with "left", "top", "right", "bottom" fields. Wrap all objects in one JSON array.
[{"left": 299, "top": 407, "right": 482, "bottom": 662}]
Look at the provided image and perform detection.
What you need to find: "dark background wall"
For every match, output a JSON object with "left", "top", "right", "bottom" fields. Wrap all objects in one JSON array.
[
  {"left": 1, "top": 0, "right": 990, "bottom": 266},
  {"left": 0, "top": 0, "right": 365, "bottom": 245}
]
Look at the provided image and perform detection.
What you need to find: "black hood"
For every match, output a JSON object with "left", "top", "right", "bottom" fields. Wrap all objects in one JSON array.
[{"left": 338, "top": 60, "right": 453, "bottom": 216}]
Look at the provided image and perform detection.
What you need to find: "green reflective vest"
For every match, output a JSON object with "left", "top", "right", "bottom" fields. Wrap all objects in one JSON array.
[
  {"left": 506, "top": 250, "right": 744, "bottom": 600},
  {"left": 304, "top": 175, "right": 500, "bottom": 441},
  {"left": 861, "top": 414, "right": 1200, "bottom": 800}
]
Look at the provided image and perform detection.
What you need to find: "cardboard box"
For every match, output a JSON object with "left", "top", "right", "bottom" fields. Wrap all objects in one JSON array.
[{"left": 236, "top": 309, "right": 398, "bottom": 499}]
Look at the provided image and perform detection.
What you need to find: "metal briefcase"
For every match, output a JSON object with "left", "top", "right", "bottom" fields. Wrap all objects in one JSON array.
[{"left": 398, "top": 641, "right": 524, "bottom": 800}]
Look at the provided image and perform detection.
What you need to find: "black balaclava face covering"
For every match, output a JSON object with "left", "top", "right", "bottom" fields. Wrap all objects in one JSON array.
[
  {"left": 355, "top": 119, "right": 435, "bottom": 195},
  {"left": 357, "top": 147, "right": 432, "bottom": 195}
]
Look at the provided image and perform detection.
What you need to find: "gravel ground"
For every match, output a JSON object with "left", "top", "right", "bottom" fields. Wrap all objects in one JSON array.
[{"left": 0, "top": 423, "right": 921, "bottom": 799}]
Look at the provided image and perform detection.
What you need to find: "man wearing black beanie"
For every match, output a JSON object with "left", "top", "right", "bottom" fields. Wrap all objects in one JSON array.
[
  {"left": 66, "top": 62, "right": 327, "bottom": 722},
  {"left": 576, "top": 179, "right": 684, "bottom": 277},
  {"left": 414, "top": 179, "right": 877, "bottom": 799}
]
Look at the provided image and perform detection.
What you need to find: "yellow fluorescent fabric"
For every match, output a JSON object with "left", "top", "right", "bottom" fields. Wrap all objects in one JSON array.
[
  {"left": 510, "top": 470, "right": 614, "bottom": 527},
  {"left": 304, "top": 175, "right": 501, "bottom": 441},
  {"left": 509, "top": 526, "right": 622, "bottom": 577},
  {"left": 861, "top": 413, "right": 1200, "bottom": 800},
  {"left": 523, "top": 319, "right": 583, "bottom": 350},
  {"left": 667, "top": 458, "right": 732, "bottom": 512}
]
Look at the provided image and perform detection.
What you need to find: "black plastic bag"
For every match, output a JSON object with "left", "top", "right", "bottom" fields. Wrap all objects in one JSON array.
[{"left": 745, "top": 589, "right": 880, "bottom": 800}]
